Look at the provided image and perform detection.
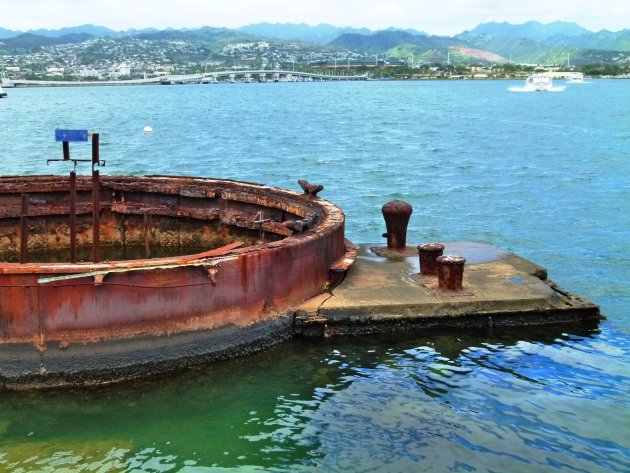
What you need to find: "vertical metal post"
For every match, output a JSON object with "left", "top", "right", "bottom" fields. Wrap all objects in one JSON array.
[
  {"left": 92, "top": 133, "right": 100, "bottom": 263},
  {"left": 69, "top": 171, "right": 77, "bottom": 264},
  {"left": 63, "top": 141, "right": 70, "bottom": 160},
  {"left": 91, "top": 133, "right": 99, "bottom": 164},
  {"left": 20, "top": 194, "right": 29, "bottom": 264},
  {"left": 92, "top": 169, "right": 100, "bottom": 263}
]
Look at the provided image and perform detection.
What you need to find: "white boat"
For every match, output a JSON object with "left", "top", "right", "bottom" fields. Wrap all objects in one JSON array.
[
  {"left": 567, "top": 73, "right": 585, "bottom": 83},
  {"left": 525, "top": 74, "right": 553, "bottom": 91},
  {"left": 0, "top": 86, "right": 7, "bottom": 98}
]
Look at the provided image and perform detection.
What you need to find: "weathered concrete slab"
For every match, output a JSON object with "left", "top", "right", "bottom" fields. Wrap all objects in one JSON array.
[{"left": 296, "top": 242, "right": 601, "bottom": 336}]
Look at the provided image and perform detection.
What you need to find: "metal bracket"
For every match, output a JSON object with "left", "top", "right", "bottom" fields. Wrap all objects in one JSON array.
[
  {"left": 94, "top": 273, "right": 105, "bottom": 286},
  {"left": 252, "top": 211, "right": 272, "bottom": 225},
  {"left": 203, "top": 266, "right": 219, "bottom": 285},
  {"left": 47, "top": 157, "right": 92, "bottom": 170}
]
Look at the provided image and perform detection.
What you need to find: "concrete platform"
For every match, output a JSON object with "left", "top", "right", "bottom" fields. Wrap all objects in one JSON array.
[{"left": 295, "top": 242, "right": 601, "bottom": 336}]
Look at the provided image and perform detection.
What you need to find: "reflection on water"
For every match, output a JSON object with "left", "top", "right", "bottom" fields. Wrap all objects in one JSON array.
[{"left": 1, "top": 325, "right": 628, "bottom": 472}]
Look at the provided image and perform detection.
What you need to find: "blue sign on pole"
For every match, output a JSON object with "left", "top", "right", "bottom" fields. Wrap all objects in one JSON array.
[{"left": 55, "top": 129, "right": 88, "bottom": 142}]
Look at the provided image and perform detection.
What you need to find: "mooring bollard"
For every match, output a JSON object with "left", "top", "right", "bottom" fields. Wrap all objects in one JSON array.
[
  {"left": 381, "top": 200, "right": 413, "bottom": 250},
  {"left": 436, "top": 255, "right": 466, "bottom": 291},
  {"left": 418, "top": 243, "right": 445, "bottom": 276}
]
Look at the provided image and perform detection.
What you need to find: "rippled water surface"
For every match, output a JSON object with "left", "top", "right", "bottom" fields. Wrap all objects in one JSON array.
[{"left": 0, "top": 80, "right": 629, "bottom": 472}]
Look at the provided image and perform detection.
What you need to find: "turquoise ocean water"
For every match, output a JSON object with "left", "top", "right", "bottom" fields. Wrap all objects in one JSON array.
[{"left": 0, "top": 80, "right": 628, "bottom": 472}]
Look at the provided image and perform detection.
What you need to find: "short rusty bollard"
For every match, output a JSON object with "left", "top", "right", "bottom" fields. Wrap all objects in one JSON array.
[
  {"left": 381, "top": 200, "right": 413, "bottom": 250},
  {"left": 417, "top": 243, "right": 445, "bottom": 276},
  {"left": 436, "top": 255, "right": 466, "bottom": 291}
]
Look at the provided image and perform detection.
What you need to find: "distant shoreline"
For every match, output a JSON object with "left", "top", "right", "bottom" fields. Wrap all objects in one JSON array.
[
  {"left": 4, "top": 76, "right": 628, "bottom": 89},
  {"left": 2, "top": 71, "right": 629, "bottom": 89}
]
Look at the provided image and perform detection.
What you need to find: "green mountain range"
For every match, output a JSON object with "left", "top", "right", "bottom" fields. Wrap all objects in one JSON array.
[
  {"left": 1, "top": 21, "right": 628, "bottom": 65},
  {"left": 453, "top": 21, "right": 630, "bottom": 63}
]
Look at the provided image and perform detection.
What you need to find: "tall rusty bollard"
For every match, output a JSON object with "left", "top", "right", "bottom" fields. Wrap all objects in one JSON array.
[
  {"left": 381, "top": 200, "right": 413, "bottom": 250},
  {"left": 436, "top": 255, "right": 466, "bottom": 291},
  {"left": 418, "top": 243, "right": 445, "bottom": 276}
]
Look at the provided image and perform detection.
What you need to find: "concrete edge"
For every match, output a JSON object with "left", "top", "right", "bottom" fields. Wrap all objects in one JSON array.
[{"left": 0, "top": 316, "right": 294, "bottom": 390}]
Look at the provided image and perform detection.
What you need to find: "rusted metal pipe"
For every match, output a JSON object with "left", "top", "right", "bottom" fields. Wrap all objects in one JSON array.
[
  {"left": 418, "top": 243, "right": 445, "bottom": 276},
  {"left": 69, "top": 171, "right": 77, "bottom": 264},
  {"left": 92, "top": 168, "right": 100, "bottom": 263},
  {"left": 91, "top": 133, "right": 99, "bottom": 166},
  {"left": 91, "top": 133, "right": 103, "bottom": 264},
  {"left": 19, "top": 194, "right": 28, "bottom": 264},
  {"left": 381, "top": 200, "right": 413, "bottom": 250},
  {"left": 437, "top": 255, "right": 466, "bottom": 291}
]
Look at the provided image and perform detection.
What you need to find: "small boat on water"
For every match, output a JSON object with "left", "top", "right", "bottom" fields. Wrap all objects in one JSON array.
[
  {"left": 525, "top": 74, "right": 553, "bottom": 91},
  {"left": 567, "top": 73, "right": 585, "bottom": 83},
  {"left": 0, "top": 87, "right": 7, "bottom": 98}
]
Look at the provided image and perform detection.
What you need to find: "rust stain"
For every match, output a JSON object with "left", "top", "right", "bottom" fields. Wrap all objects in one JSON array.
[{"left": 0, "top": 175, "right": 354, "bottom": 349}]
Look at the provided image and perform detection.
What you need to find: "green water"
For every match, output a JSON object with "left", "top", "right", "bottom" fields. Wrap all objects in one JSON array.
[{"left": 0, "top": 326, "right": 626, "bottom": 472}]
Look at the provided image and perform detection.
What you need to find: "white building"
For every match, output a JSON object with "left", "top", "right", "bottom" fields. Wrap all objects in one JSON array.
[
  {"left": 79, "top": 68, "right": 100, "bottom": 78},
  {"left": 117, "top": 63, "right": 131, "bottom": 76},
  {"left": 110, "top": 63, "right": 131, "bottom": 78},
  {"left": 46, "top": 67, "right": 64, "bottom": 76}
]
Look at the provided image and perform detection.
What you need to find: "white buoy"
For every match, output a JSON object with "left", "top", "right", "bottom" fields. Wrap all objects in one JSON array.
[{"left": 144, "top": 126, "right": 153, "bottom": 134}]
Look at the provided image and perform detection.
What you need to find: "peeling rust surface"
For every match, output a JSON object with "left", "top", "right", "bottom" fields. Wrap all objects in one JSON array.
[
  {"left": 330, "top": 239, "right": 358, "bottom": 273},
  {"left": 0, "top": 175, "right": 352, "bottom": 386}
]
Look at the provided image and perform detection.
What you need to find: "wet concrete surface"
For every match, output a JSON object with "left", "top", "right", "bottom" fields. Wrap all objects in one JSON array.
[{"left": 296, "top": 242, "right": 601, "bottom": 336}]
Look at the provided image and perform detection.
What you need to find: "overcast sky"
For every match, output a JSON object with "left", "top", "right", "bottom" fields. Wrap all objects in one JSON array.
[{"left": 1, "top": 0, "right": 628, "bottom": 35}]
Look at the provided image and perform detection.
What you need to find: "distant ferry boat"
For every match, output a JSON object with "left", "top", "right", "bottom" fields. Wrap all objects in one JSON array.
[
  {"left": 567, "top": 73, "right": 585, "bottom": 83},
  {"left": 525, "top": 74, "right": 553, "bottom": 91},
  {"left": 0, "top": 86, "right": 7, "bottom": 98}
]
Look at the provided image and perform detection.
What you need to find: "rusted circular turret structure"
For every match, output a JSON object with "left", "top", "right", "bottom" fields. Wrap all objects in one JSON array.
[{"left": 0, "top": 174, "right": 355, "bottom": 389}]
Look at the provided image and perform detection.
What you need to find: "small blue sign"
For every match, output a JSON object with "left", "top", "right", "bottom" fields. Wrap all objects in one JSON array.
[{"left": 55, "top": 129, "right": 88, "bottom": 142}]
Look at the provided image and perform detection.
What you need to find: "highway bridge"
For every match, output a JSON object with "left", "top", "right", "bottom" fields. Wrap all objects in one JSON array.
[{"left": 2, "top": 70, "right": 368, "bottom": 88}]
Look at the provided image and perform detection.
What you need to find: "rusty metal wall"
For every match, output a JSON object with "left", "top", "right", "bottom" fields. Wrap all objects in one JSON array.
[{"left": 0, "top": 176, "right": 348, "bottom": 350}]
